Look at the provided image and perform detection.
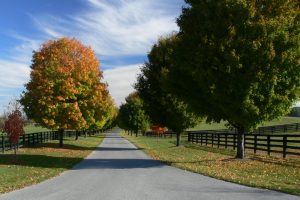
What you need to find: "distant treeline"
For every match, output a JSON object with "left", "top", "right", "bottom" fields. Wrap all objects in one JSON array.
[{"left": 288, "top": 107, "right": 300, "bottom": 117}]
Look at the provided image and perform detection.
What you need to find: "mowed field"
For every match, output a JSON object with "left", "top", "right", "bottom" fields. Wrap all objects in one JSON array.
[
  {"left": 1, "top": 124, "right": 50, "bottom": 135},
  {"left": 189, "top": 116, "right": 300, "bottom": 131}
]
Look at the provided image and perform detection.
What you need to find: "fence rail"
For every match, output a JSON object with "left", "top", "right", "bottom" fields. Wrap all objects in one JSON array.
[
  {"left": 187, "top": 131, "right": 300, "bottom": 158},
  {"left": 255, "top": 123, "right": 300, "bottom": 134},
  {"left": 145, "top": 131, "right": 176, "bottom": 138},
  {"left": 1, "top": 129, "right": 103, "bottom": 153}
]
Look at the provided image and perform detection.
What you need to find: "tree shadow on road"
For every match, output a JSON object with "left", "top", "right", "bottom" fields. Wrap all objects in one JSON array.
[
  {"left": 24, "top": 142, "right": 97, "bottom": 151},
  {"left": 95, "top": 147, "right": 144, "bottom": 151},
  {"left": 73, "top": 158, "right": 164, "bottom": 170},
  {"left": 0, "top": 154, "right": 83, "bottom": 169}
]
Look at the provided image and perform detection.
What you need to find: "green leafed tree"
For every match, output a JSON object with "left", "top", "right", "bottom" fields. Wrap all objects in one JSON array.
[
  {"left": 168, "top": 0, "right": 300, "bottom": 158},
  {"left": 135, "top": 35, "right": 199, "bottom": 146},
  {"left": 0, "top": 116, "right": 4, "bottom": 133},
  {"left": 117, "top": 92, "right": 149, "bottom": 136},
  {"left": 117, "top": 103, "right": 131, "bottom": 133},
  {"left": 288, "top": 107, "right": 300, "bottom": 117},
  {"left": 21, "top": 38, "right": 114, "bottom": 147}
]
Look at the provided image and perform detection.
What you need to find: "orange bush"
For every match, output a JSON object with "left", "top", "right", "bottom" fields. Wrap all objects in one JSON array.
[{"left": 150, "top": 125, "right": 166, "bottom": 135}]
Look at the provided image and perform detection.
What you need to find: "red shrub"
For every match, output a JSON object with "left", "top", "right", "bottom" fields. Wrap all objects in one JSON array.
[{"left": 4, "top": 110, "right": 24, "bottom": 145}]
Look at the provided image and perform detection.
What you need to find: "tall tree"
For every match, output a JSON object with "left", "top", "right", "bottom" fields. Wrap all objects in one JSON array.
[
  {"left": 168, "top": 0, "right": 300, "bottom": 158},
  {"left": 288, "top": 107, "right": 300, "bottom": 117},
  {"left": 117, "top": 103, "right": 131, "bottom": 133},
  {"left": 135, "top": 35, "right": 199, "bottom": 146},
  {"left": 0, "top": 116, "right": 4, "bottom": 133},
  {"left": 21, "top": 38, "right": 113, "bottom": 147},
  {"left": 117, "top": 92, "right": 149, "bottom": 136}
]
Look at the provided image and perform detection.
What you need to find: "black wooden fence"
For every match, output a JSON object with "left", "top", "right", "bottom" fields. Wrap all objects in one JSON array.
[
  {"left": 187, "top": 131, "right": 300, "bottom": 158},
  {"left": 255, "top": 123, "right": 300, "bottom": 134},
  {"left": 0, "top": 129, "right": 102, "bottom": 153},
  {"left": 145, "top": 131, "right": 176, "bottom": 138}
]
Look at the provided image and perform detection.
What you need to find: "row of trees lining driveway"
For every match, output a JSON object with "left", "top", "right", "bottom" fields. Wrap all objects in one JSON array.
[{"left": 118, "top": 0, "right": 300, "bottom": 159}]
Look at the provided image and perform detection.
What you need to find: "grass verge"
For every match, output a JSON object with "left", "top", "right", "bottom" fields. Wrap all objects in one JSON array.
[
  {"left": 23, "top": 124, "right": 51, "bottom": 133},
  {"left": 190, "top": 116, "right": 300, "bottom": 131},
  {"left": 122, "top": 132, "right": 300, "bottom": 196},
  {"left": 0, "top": 134, "right": 105, "bottom": 194}
]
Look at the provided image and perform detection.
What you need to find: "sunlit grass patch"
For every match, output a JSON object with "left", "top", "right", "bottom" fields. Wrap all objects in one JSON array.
[
  {"left": 0, "top": 135, "right": 104, "bottom": 194},
  {"left": 122, "top": 133, "right": 300, "bottom": 195}
]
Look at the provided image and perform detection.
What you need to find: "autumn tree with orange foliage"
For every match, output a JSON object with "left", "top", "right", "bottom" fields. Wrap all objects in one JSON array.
[{"left": 21, "top": 38, "right": 114, "bottom": 147}]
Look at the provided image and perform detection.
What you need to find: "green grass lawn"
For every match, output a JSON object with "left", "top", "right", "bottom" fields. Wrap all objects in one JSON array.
[
  {"left": 122, "top": 132, "right": 300, "bottom": 195},
  {"left": 23, "top": 124, "right": 51, "bottom": 133},
  {"left": 0, "top": 134, "right": 104, "bottom": 194},
  {"left": 1, "top": 124, "right": 51, "bottom": 135},
  {"left": 260, "top": 117, "right": 300, "bottom": 126},
  {"left": 190, "top": 116, "right": 300, "bottom": 131}
]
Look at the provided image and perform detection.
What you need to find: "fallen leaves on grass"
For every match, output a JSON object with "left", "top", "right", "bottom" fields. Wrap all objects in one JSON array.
[
  {"left": 123, "top": 133, "right": 300, "bottom": 195},
  {"left": 0, "top": 136, "right": 104, "bottom": 194}
]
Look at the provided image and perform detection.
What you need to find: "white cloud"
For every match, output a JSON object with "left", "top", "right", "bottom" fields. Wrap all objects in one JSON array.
[
  {"left": 32, "top": 0, "right": 181, "bottom": 56},
  {"left": 0, "top": 59, "right": 30, "bottom": 88},
  {"left": 0, "top": 0, "right": 183, "bottom": 110},
  {"left": 103, "top": 64, "right": 141, "bottom": 106}
]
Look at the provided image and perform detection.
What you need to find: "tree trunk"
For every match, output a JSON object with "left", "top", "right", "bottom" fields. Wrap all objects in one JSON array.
[
  {"left": 75, "top": 131, "right": 79, "bottom": 140},
  {"left": 13, "top": 144, "right": 18, "bottom": 162},
  {"left": 14, "top": 145, "right": 16, "bottom": 155},
  {"left": 176, "top": 132, "right": 181, "bottom": 147},
  {"left": 236, "top": 127, "right": 245, "bottom": 159},
  {"left": 135, "top": 130, "right": 138, "bottom": 137},
  {"left": 58, "top": 129, "right": 64, "bottom": 147}
]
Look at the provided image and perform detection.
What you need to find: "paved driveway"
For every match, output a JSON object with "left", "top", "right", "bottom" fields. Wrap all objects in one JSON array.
[{"left": 0, "top": 130, "right": 299, "bottom": 200}]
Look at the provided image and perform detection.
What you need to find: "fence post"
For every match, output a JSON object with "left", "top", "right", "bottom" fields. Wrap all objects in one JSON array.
[
  {"left": 254, "top": 135, "right": 257, "bottom": 154},
  {"left": 225, "top": 134, "right": 227, "bottom": 149},
  {"left": 284, "top": 125, "right": 287, "bottom": 133},
  {"left": 22, "top": 134, "right": 25, "bottom": 147},
  {"left": 217, "top": 134, "right": 220, "bottom": 148},
  {"left": 200, "top": 133, "right": 203, "bottom": 145},
  {"left": 188, "top": 132, "right": 191, "bottom": 142},
  {"left": 244, "top": 134, "right": 247, "bottom": 150},
  {"left": 211, "top": 134, "right": 214, "bottom": 147},
  {"left": 267, "top": 135, "right": 271, "bottom": 156},
  {"left": 233, "top": 134, "right": 236, "bottom": 150},
  {"left": 283, "top": 136, "right": 287, "bottom": 158},
  {"left": 32, "top": 134, "right": 35, "bottom": 146},
  {"left": 205, "top": 133, "right": 208, "bottom": 146}
]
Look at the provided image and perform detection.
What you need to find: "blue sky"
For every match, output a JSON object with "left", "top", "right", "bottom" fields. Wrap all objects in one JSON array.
[
  {"left": 0, "top": 0, "right": 184, "bottom": 113},
  {"left": 1, "top": 0, "right": 299, "bottom": 115}
]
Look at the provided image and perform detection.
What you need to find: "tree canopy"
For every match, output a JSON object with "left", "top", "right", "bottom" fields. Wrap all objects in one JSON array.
[
  {"left": 288, "top": 107, "right": 300, "bottom": 117},
  {"left": 4, "top": 110, "right": 24, "bottom": 144},
  {"left": 135, "top": 35, "right": 199, "bottom": 146},
  {"left": 117, "top": 92, "right": 149, "bottom": 136},
  {"left": 168, "top": 0, "right": 300, "bottom": 158},
  {"left": 21, "top": 38, "right": 115, "bottom": 146}
]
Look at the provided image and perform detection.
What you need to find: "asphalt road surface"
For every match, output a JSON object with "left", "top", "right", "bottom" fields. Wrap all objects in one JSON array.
[{"left": 0, "top": 130, "right": 299, "bottom": 200}]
